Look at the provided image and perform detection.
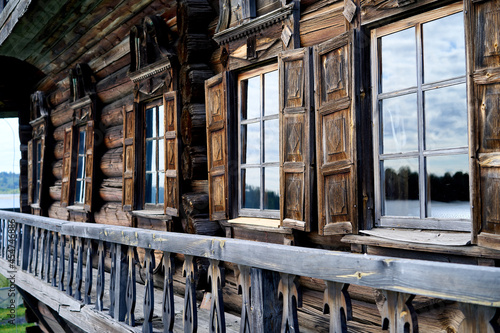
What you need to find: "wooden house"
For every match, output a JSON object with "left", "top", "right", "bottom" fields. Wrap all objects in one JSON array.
[{"left": 0, "top": 0, "right": 499, "bottom": 331}]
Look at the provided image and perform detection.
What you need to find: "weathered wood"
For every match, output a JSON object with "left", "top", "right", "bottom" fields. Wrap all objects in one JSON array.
[
  {"left": 125, "top": 246, "right": 137, "bottom": 326},
  {"left": 182, "top": 64, "right": 214, "bottom": 104},
  {"left": 182, "top": 193, "right": 209, "bottom": 216},
  {"left": 54, "top": 140, "right": 64, "bottom": 160},
  {"left": 40, "top": 229, "right": 46, "bottom": 280},
  {"left": 251, "top": 268, "right": 282, "bottom": 332},
  {"left": 51, "top": 232, "right": 59, "bottom": 288},
  {"left": 45, "top": 231, "right": 52, "bottom": 284},
  {"left": 183, "top": 255, "right": 198, "bottom": 333},
  {"left": 101, "top": 96, "right": 133, "bottom": 128},
  {"left": 104, "top": 125, "right": 124, "bottom": 149},
  {"left": 109, "top": 243, "right": 117, "bottom": 317},
  {"left": 101, "top": 147, "right": 124, "bottom": 178},
  {"left": 279, "top": 273, "right": 302, "bottom": 332},
  {"left": 58, "top": 233, "right": 65, "bottom": 291},
  {"left": 457, "top": 303, "right": 499, "bottom": 333},
  {"left": 49, "top": 185, "right": 62, "bottom": 201},
  {"left": 182, "top": 215, "right": 222, "bottom": 236},
  {"left": 114, "top": 243, "right": 128, "bottom": 321},
  {"left": 96, "top": 67, "right": 135, "bottom": 105},
  {"left": 100, "top": 178, "right": 123, "bottom": 202},
  {"left": 84, "top": 239, "right": 93, "bottom": 305},
  {"left": 143, "top": 248, "right": 155, "bottom": 333},
  {"left": 235, "top": 265, "right": 251, "bottom": 333},
  {"left": 323, "top": 282, "right": 352, "bottom": 333},
  {"left": 163, "top": 252, "right": 175, "bottom": 333},
  {"left": 49, "top": 102, "right": 72, "bottom": 127},
  {"left": 53, "top": 123, "right": 72, "bottom": 142},
  {"left": 190, "top": 180, "right": 209, "bottom": 193},
  {"left": 52, "top": 160, "right": 63, "bottom": 180},
  {"left": 67, "top": 236, "right": 75, "bottom": 296},
  {"left": 94, "top": 202, "right": 132, "bottom": 227},
  {"left": 181, "top": 104, "right": 207, "bottom": 146},
  {"left": 208, "top": 259, "right": 226, "bottom": 333},
  {"left": 96, "top": 240, "right": 105, "bottom": 311},
  {"left": 376, "top": 290, "right": 418, "bottom": 333},
  {"left": 181, "top": 145, "right": 208, "bottom": 181}
]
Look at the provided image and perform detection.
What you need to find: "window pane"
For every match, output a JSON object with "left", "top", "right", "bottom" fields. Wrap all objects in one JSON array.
[
  {"left": 158, "top": 105, "right": 164, "bottom": 136},
  {"left": 241, "top": 123, "right": 260, "bottom": 164},
  {"left": 158, "top": 172, "right": 165, "bottom": 204},
  {"left": 242, "top": 168, "right": 260, "bottom": 209},
  {"left": 424, "top": 84, "right": 467, "bottom": 150},
  {"left": 381, "top": 27, "right": 416, "bottom": 93},
  {"left": 264, "top": 70, "right": 279, "bottom": 116},
  {"left": 77, "top": 156, "right": 85, "bottom": 179},
  {"left": 383, "top": 158, "right": 419, "bottom": 217},
  {"left": 146, "top": 141, "right": 154, "bottom": 171},
  {"left": 423, "top": 12, "right": 465, "bottom": 83},
  {"left": 37, "top": 141, "right": 41, "bottom": 164},
  {"left": 427, "top": 154, "right": 470, "bottom": 219},
  {"left": 242, "top": 76, "right": 261, "bottom": 120},
  {"left": 381, "top": 94, "right": 418, "bottom": 153},
  {"left": 264, "top": 167, "right": 279, "bottom": 210},
  {"left": 146, "top": 107, "right": 155, "bottom": 138},
  {"left": 75, "top": 180, "right": 83, "bottom": 203},
  {"left": 264, "top": 119, "right": 279, "bottom": 162},
  {"left": 158, "top": 139, "right": 165, "bottom": 172},
  {"left": 79, "top": 130, "right": 86, "bottom": 154},
  {"left": 145, "top": 173, "right": 155, "bottom": 204}
]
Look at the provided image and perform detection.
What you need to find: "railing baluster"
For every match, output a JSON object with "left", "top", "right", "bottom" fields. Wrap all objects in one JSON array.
[
  {"left": 208, "top": 259, "right": 226, "bottom": 333},
  {"left": 236, "top": 265, "right": 251, "bottom": 333},
  {"left": 378, "top": 290, "right": 418, "bottom": 333},
  {"left": 0, "top": 219, "right": 4, "bottom": 259},
  {"left": 84, "top": 239, "right": 93, "bottom": 305},
  {"left": 21, "top": 224, "right": 31, "bottom": 271},
  {"left": 125, "top": 246, "right": 137, "bottom": 326},
  {"left": 109, "top": 243, "right": 116, "bottom": 317},
  {"left": 33, "top": 227, "right": 40, "bottom": 276},
  {"left": 183, "top": 255, "right": 197, "bottom": 333},
  {"left": 15, "top": 222, "right": 21, "bottom": 266},
  {"left": 58, "top": 233, "right": 65, "bottom": 291},
  {"left": 323, "top": 282, "right": 351, "bottom": 333},
  {"left": 458, "top": 303, "right": 499, "bottom": 333},
  {"left": 96, "top": 240, "right": 105, "bottom": 311},
  {"left": 143, "top": 248, "right": 155, "bottom": 333},
  {"left": 45, "top": 231, "right": 52, "bottom": 283},
  {"left": 28, "top": 226, "right": 34, "bottom": 273},
  {"left": 39, "top": 230, "right": 46, "bottom": 279},
  {"left": 278, "top": 273, "right": 302, "bottom": 333},
  {"left": 115, "top": 244, "right": 128, "bottom": 321},
  {"left": 52, "top": 232, "right": 58, "bottom": 287},
  {"left": 162, "top": 252, "right": 175, "bottom": 333},
  {"left": 75, "top": 237, "right": 84, "bottom": 301},
  {"left": 67, "top": 236, "right": 74, "bottom": 296}
]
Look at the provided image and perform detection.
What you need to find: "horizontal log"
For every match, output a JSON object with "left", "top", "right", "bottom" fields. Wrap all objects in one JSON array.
[
  {"left": 49, "top": 185, "right": 61, "bottom": 201},
  {"left": 50, "top": 102, "right": 72, "bottom": 127},
  {"left": 96, "top": 66, "right": 134, "bottom": 105},
  {"left": 181, "top": 104, "right": 206, "bottom": 146},
  {"left": 94, "top": 202, "right": 131, "bottom": 227},
  {"left": 47, "top": 85, "right": 70, "bottom": 108},
  {"left": 104, "top": 125, "right": 123, "bottom": 149},
  {"left": 47, "top": 202, "right": 69, "bottom": 221},
  {"left": 99, "top": 177, "right": 123, "bottom": 202},
  {"left": 181, "top": 214, "right": 222, "bottom": 236},
  {"left": 177, "top": 0, "right": 215, "bottom": 34},
  {"left": 180, "top": 64, "right": 213, "bottom": 104},
  {"left": 54, "top": 140, "right": 64, "bottom": 160},
  {"left": 52, "top": 160, "right": 62, "bottom": 180},
  {"left": 53, "top": 122, "right": 72, "bottom": 141},
  {"left": 100, "top": 95, "right": 133, "bottom": 128},
  {"left": 182, "top": 192, "right": 209, "bottom": 216},
  {"left": 189, "top": 179, "right": 208, "bottom": 193},
  {"left": 178, "top": 33, "right": 212, "bottom": 65},
  {"left": 181, "top": 145, "right": 207, "bottom": 180},
  {"left": 101, "top": 147, "right": 123, "bottom": 178},
  {"left": 4, "top": 210, "right": 500, "bottom": 307}
]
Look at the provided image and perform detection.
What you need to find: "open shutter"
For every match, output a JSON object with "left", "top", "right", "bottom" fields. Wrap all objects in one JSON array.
[
  {"left": 122, "top": 106, "right": 136, "bottom": 211},
  {"left": 466, "top": 0, "right": 500, "bottom": 249},
  {"left": 27, "top": 140, "right": 33, "bottom": 205},
  {"left": 164, "top": 91, "right": 180, "bottom": 216},
  {"left": 278, "top": 47, "right": 314, "bottom": 231},
  {"left": 61, "top": 127, "right": 74, "bottom": 207},
  {"left": 314, "top": 31, "right": 357, "bottom": 236},
  {"left": 84, "top": 121, "right": 95, "bottom": 212},
  {"left": 38, "top": 135, "right": 46, "bottom": 207},
  {"left": 205, "top": 73, "right": 229, "bottom": 221}
]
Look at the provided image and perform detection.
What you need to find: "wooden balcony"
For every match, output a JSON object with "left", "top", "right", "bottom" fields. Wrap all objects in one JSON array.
[{"left": 0, "top": 210, "right": 498, "bottom": 332}]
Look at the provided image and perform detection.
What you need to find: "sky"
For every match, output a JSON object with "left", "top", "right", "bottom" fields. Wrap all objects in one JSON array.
[{"left": 0, "top": 118, "right": 20, "bottom": 174}]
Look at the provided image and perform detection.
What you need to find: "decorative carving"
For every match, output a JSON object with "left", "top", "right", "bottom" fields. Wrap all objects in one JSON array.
[
  {"left": 96, "top": 241, "right": 105, "bottom": 311},
  {"left": 323, "top": 52, "right": 344, "bottom": 94},
  {"left": 482, "top": 87, "right": 500, "bottom": 149},
  {"left": 326, "top": 116, "right": 346, "bottom": 156},
  {"left": 213, "top": 176, "right": 225, "bottom": 212},
  {"left": 69, "top": 63, "right": 96, "bottom": 104},
  {"left": 328, "top": 179, "right": 348, "bottom": 217},
  {"left": 485, "top": 178, "right": 500, "bottom": 223},
  {"left": 278, "top": 273, "right": 302, "bottom": 333},
  {"left": 208, "top": 259, "right": 226, "bottom": 333},
  {"left": 30, "top": 91, "right": 49, "bottom": 121},
  {"left": 168, "top": 141, "right": 175, "bottom": 168},
  {"left": 287, "top": 122, "right": 302, "bottom": 161},
  {"left": 286, "top": 61, "right": 303, "bottom": 106},
  {"left": 213, "top": 131, "right": 223, "bottom": 163},
  {"left": 58, "top": 234, "right": 65, "bottom": 291},
  {"left": 143, "top": 249, "right": 155, "bottom": 333},
  {"left": 378, "top": 290, "right": 418, "bottom": 333},
  {"left": 216, "top": 0, "right": 231, "bottom": 33},
  {"left": 183, "top": 255, "right": 198, "bottom": 333},
  {"left": 162, "top": 252, "right": 175, "bottom": 333},
  {"left": 323, "top": 282, "right": 352, "bottom": 333},
  {"left": 235, "top": 265, "right": 251, "bottom": 333},
  {"left": 210, "top": 88, "right": 222, "bottom": 118},
  {"left": 84, "top": 238, "right": 92, "bottom": 304},
  {"left": 286, "top": 175, "right": 302, "bottom": 220},
  {"left": 109, "top": 243, "right": 116, "bottom": 317},
  {"left": 167, "top": 178, "right": 177, "bottom": 210},
  {"left": 125, "top": 246, "right": 138, "bottom": 326},
  {"left": 457, "top": 303, "right": 500, "bottom": 333},
  {"left": 484, "top": 5, "right": 500, "bottom": 57},
  {"left": 75, "top": 238, "right": 84, "bottom": 301}
]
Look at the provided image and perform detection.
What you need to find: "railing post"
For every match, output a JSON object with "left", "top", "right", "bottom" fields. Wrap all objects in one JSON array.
[
  {"left": 251, "top": 269, "right": 282, "bottom": 332},
  {"left": 125, "top": 246, "right": 137, "bottom": 326},
  {"left": 458, "top": 303, "right": 500, "bottom": 333},
  {"left": 96, "top": 240, "right": 105, "bottom": 311},
  {"left": 115, "top": 244, "right": 128, "bottom": 321},
  {"left": 162, "top": 252, "right": 175, "bottom": 333},
  {"left": 67, "top": 236, "right": 75, "bottom": 296},
  {"left": 28, "top": 226, "right": 34, "bottom": 273},
  {"left": 39, "top": 230, "right": 46, "bottom": 279},
  {"left": 33, "top": 227, "right": 40, "bottom": 276},
  {"left": 183, "top": 255, "right": 197, "bottom": 333},
  {"left": 52, "top": 232, "right": 58, "bottom": 287},
  {"left": 58, "top": 233, "right": 65, "bottom": 291},
  {"left": 21, "top": 224, "right": 31, "bottom": 271},
  {"left": 143, "top": 248, "right": 155, "bottom": 333},
  {"left": 15, "top": 222, "right": 21, "bottom": 267},
  {"left": 208, "top": 259, "right": 225, "bottom": 333},
  {"left": 377, "top": 290, "right": 418, "bottom": 333},
  {"left": 75, "top": 237, "right": 84, "bottom": 301},
  {"left": 278, "top": 273, "right": 302, "bottom": 333},
  {"left": 323, "top": 282, "right": 352, "bottom": 333},
  {"left": 84, "top": 239, "right": 93, "bottom": 305},
  {"left": 0, "top": 219, "right": 4, "bottom": 258},
  {"left": 109, "top": 243, "right": 116, "bottom": 317},
  {"left": 236, "top": 265, "right": 251, "bottom": 333},
  {"left": 45, "top": 230, "right": 52, "bottom": 283}
]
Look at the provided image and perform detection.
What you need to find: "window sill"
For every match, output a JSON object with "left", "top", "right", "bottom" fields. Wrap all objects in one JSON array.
[
  {"left": 66, "top": 205, "right": 87, "bottom": 213},
  {"left": 225, "top": 217, "right": 291, "bottom": 234},
  {"left": 131, "top": 210, "right": 171, "bottom": 220},
  {"left": 30, "top": 204, "right": 40, "bottom": 209}
]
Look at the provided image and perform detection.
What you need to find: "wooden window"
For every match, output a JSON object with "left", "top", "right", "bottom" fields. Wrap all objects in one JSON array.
[
  {"left": 371, "top": 3, "right": 470, "bottom": 231},
  {"left": 143, "top": 100, "right": 165, "bottom": 208},
  {"left": 34, "top": 140, "right": 42, "bottom": 204},
  {"left": 74, "top": 128, "right": 87, "bottom": 204},
  {"left": 238, "top": 64, "right": 280, "bottom": 219}
]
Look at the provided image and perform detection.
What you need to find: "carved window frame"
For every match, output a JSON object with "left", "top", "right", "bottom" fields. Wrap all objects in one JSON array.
[{"left": 371, "top": 3, "right": 471, "bottom": 231}]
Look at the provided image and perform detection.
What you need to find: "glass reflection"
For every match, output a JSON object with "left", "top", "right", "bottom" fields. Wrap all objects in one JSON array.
[
  {"left": 383, "top": 158, "right": 419, "bottom": 216},
  {"left": 381, "top": 94, "right": 418, "bottom": 153},
  {"left": 145, "top": 173, "right": 155, "bottom": 204},
  {"left": 145, "top": 107, "right": 155, "bottom": 138},
  {"left": 423, "top": 12, "right": 465, "bottom": 83},
  {"left": 158, "top": 172, "right": 165, "bottom": 204},
  {"left": 264, "top": 119, "right": 279, "bottom": 162},
  {"left": 381, "top": 27, "right": 416, "bottom": 93},
  {"left": 264, "top": 167, "right": 279, "bottom": 210},
  {"left": 75, "top": 181, "right": 83, "bottom": 203},
  {"left": 77, "top": 156, "right": 85, "bottom": 178},
  {"left": 242, "top": 76, "right": 261, "bottom": 120},
  {"left": 146, "top": 141, "right": 154, "bottom": 171},
  {"left": 79, "top": 130, "right": 86, "bottom": 154},
  {"left": 158, "top": 139, "right": 165, "bottom": 171},
  {"left": 158, "top": 105, "right": 164, "bottom": 135},
  {"left": 427, "top": 155, "right": 470, "bottom": 218},
  {"left": 264, "top": 71, "right": 279, "bottom": 116},
  {"left": 424, "top": 84, "right": 467, "bottom": 150},
  {"left": 242, "top": 168, "right": 260, "bottom": 209},
  {"left": 241, "top": 123, "right": 260, "bottom": 164}
]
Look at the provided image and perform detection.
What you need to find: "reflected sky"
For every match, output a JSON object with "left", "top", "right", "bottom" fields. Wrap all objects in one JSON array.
[
  {"left": 381, "top": 94, "right": 418, "bottom": 153},
  {"left": 264, "top": 71, "right": 279, "bottom": 116}
]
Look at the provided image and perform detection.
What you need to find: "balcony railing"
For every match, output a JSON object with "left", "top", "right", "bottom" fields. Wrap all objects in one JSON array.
[{"left": 0, "top": 210, "right": 498, "bottom": 332}]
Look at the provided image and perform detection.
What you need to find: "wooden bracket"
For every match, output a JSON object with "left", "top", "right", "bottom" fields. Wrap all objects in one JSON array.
[
  {"left": 125, "top": 246, "right": 138, "bottom": 326},
  {"left": 278, "top": 273, "right": 302, "bottom": 333},
  {"left": 143, "top": 248, "right": 155, "bottom": 333},
  {"left": 235, "top": 265, "right": 251, "bottom": 333},
  {"left": 74, "top": 237, "right": 83, "bottom": 301},
  {"left": 58, "top": 233, "right": 66, "bottom": 291},
  {"left": 323, "top": 282, "right": 352, "bottom": 333},
  {"left": 162, "top": 252, "right": 175, "bottom": 333},
  {"left": 208, "top": 259, "right": 226, "bottom": 333},
  {"left": 378, "top": 290, "right": 418, "bottom": 333},
  {"left": 458, "top": 303, "right": 500, "bottom": 333},
  {"left": 96, "top": 240, "right": 105, "bottom": 311},
  {"left": 183, "top": 255, "right": 198, "bottom": 333}
]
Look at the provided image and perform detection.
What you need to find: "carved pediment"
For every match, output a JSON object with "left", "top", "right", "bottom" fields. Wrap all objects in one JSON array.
[
  {"left": 68, "top": 64, "right": 96, "bottom": 124},
  {"left": 30, "top": 91, "right": 49, "bottom": 122}
]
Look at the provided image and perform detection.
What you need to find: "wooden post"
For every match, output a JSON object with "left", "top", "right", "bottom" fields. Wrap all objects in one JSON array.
[
  {"left": 58, "top": 233, "right": 65, "bottom": 291},
  {"left": 323, "top": 282, "right": 352, "bottom": 333},
  {"left": 378, "top": 290, "right": 418, "bottom": 333},
  {"left": 84, "top": 239, "right": 93, "bottom": 305},
  {"left": 109, "top": 243, "right": 116, "bottom": 317},
  {"left": 278, "top": 273, "right": 302, "bottom": 333},
  {"left": 115, "top": 244, "right": 128, "bottom": 321},
  {"left": 45, "top": 230, "right": 52, "bottom": 283},
  {"left": 458, "top": 303, "right": 499, "bottom": 333},
  {"left": 208, "top": 259, "right": 226, "bottom": 333},
  {"left": 67, "top": 236, "right": 75, "bottom": 296},
  {"left": 251, "top": 269, "right": 282, "bottom": 332},
  {"left": 235, "top": 265, "right": 251, "bottom": 333},
  {"left": 52, "top": 232, "right": 59, "bottom": 287},
  {"left": 15, "top": 223, "right": 21, "bottom": 266},
  {"left": 21, "top": 224, "right": 31, "bottom": 271},
  {"left": 162, "top": 252, "right": 175, "bottom": 333},
  {"left": 183, "top": 255, "right": 197, "bottom": 333},
  {"left": 39, "top": 229, "right": 46, "bottom": 279},
  {"left": 125, "top": 246, "right": 137, "bottom": 326},
  {"left": 75, "top": 237, "right": 83, "bottom": 301},
  {"left": 96, "top": 240, "right": 105, "bottom": 311},
  {"left": 143, "top": 249, "right": 155, "bottom": 333},
  {"left": 33, "top": 227, "right": 39, "bottom": 276},
  {"left": 28, "top": 226, "right": 34, "bottom": 273}
]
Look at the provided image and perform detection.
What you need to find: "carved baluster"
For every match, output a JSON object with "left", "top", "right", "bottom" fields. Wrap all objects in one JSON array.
[
  {"left": 235, "top": 265, "right": 251, "bottom": 333},
  {"left": 0, "top": 219, "right": 4, "bottom": 258},
  {"left": 58, "top": 234, "right": 65, "bottom": 291},
  {"left": 162, "top": 252, "right": 175, "bottom": 333},
  {"left": 323, "top": 282, "right": 352, "bottom": 333},
  {"left": 67, "top": 236, "right": 75, "bottom": 296},
  {"left": 21, "top": 225, "right": 31, "bottom": 271},
  {"left": 39, "top": 230, "right": 46, "bottom": 279},
  {"left": 378, "top": 290, "right": 418, "bottom": 333},
  {"left": 208, "top": 259, "right": 226, "bottom": 333},
  {"left": 96, "top": 241, "right": 105, "bottom": 311},
  {"left": 28, "top": 226, "right": 34, "bottom": 273},
  {"left": 143, "top": 249, "right": 155, "bottom": 333},
  {"left": 183, "top": 255, "right": 198, "bottom": 333},
  {"left": 109, "top": 243, "right": 116, "bottom": 317},
  {"left": 52, "top": 232, "right": 59, "bottom": 287},
  {"left": 45, "top": 231, "right": 52, "bottom": 283},
  {"left": 125, "top": 246, "right": 137, "bottom": 326},
  {"left": 115, "top": 244, "right": 128, "bottom": 321},
  {"left": 15, "top": 223, "right": 21, "bottom": 266},
  {"left": 278, "top": 273, "right": 302, "bottom": 333},
  {"left": 33, "top": 227, "right": 40, "bottom": 275},
  {"left": 75, "top": 238, "right": 84, "bottom": 301},
  {"left": 84, "top": 239, "right": 93, "bottom": 304},
  {"left": 458, "top": 303, "right": 500, "bottom": 333}
]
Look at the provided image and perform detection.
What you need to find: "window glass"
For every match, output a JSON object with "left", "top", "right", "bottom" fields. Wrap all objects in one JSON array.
[
  {"left": 264, "top": 119, "right": 279, "bottom": 163},
  {"left": 383, "top": 158, "right": 419, "bottom": 217},
  {"left": 264, "top": 71, "right": 279, "bottom": 116},
  {"left": 381, "top": 94, "right": 418, "bottom": 154},
  {"left": 75, "top": 129, "right": 86, "bottom": 204},
  {"left": 264, "top": 167, "right": 279, "bottom": 210},
  {"left": 144, "top": 102, "right": 164, "bottom": 206},
  {"left": 242, "top": 168, "right": 260, "bottom": 209}
]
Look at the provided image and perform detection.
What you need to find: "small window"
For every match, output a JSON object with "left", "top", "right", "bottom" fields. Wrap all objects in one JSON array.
[
  {"left": 74, "top": 128, "right": 86, "bottom": 204},
  {"left": 144, "top": 100, "right": 165, "bottom": 208},
  {"left": 238, "top": 64, "right": 280, "bottom": 218},
  {"left": 371, "top": 5, "right": 470, "bottom": 231},
  {"left": 34, "top": 140, "right": 42, "bottom": 204}
]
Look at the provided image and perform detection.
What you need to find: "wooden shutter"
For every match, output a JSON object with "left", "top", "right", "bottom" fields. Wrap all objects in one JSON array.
[
  {"left": 164, "top": 91, "right": 180, "bottom": 216},
  {"left": 205, "top": 73, "right": 229, "bottom": 221},
  {"left": 466, "top": 0, "right": 500, "bottom": 249},
  {"left": 38, "top": 135, "right": 46, "bottom": 207},
  {"left": 122, "top": 105, "right": 136, "bottom": 211},
  {"left": 84, "top": 121, "right": 95, "bottom": 212},
  {"left": 314, "top": 31, "right": 357, "bottom": 236},
  {"left": 61, "top": 127, "right": 74, "bottom": 207},
  {"left": 27, "top": 140, "right": 33, "bottom": 205},
  {"left": 278, "top": 47, "right": 314, "bottom": 231}
]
